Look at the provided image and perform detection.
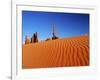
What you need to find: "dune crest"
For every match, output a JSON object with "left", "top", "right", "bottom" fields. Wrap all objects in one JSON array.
[{"left": 22, "top": 36, "right": 89, "bottom": 69}]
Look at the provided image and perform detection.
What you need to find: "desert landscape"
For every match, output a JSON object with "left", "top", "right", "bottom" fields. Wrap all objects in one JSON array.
[
  {"left": 22, "top": 35, "right": 89, "bottom": 69},
  {"left": 22, "top": 11, "right": 89, "bottom": 69}
]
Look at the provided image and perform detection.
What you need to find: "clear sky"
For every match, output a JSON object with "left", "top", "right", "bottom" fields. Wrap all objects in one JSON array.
[{"left": 22, "top": 11, "right": 89, "bottom": 43}]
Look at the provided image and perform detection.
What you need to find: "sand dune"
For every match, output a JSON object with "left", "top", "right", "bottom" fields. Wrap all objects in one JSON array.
[{"left": 22, "top": 36, "right": 89, "bottom": 69}]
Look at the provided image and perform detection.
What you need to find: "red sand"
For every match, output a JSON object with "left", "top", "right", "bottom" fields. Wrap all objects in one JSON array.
[{"left": 22, "top": 36, "right": 89, "bottom": 69}]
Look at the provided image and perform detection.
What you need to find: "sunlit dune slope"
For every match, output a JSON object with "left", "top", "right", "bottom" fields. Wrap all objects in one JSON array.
[{"left": 22, "top": 36, "right": 89, "bottom": 69}]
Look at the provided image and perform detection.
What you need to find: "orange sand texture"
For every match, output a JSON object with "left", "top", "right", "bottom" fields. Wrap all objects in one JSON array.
[{"left": 22, "top": 36, "right": 89, "bottom": 69}]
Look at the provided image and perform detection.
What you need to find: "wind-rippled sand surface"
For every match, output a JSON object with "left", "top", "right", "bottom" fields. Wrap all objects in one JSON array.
[{"left": 22, "top": 36, "right": 89, "bottom": 69}]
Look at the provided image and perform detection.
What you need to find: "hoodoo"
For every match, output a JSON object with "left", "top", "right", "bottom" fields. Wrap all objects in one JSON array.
[
  {"left": 25, "top": 35, "right": 30, "bottom": 44},
  {"left": 52, "top": 24, "right": 58, "bottom": 40}
]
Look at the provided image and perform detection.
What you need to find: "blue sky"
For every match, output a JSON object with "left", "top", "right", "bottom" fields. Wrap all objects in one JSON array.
[{"left": 22, "top": 11, "right": 89, "bottom": 43}]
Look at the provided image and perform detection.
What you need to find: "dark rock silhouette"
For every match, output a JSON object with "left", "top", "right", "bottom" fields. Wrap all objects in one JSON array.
[
  {"left": 52, "top": 24, "right": 59, "bottom": 40},
  {"left": 33, "top": 33, "right": 36, "bottom": 42},
  {"left": 31, "top": 33, "right": 34, "bottom": 43},
  {"left": 30, "top": 32, "right": 38, "bottom": 43},
  {"left": 35, "top": 32, "right": 38, "bottom": 42},
  {"left": 45, "top": 38, "right": 51, "bottom": 41}
]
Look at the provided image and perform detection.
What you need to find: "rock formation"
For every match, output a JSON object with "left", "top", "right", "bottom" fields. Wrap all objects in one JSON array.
[
  {"left": 35, "top": 32, "right": 38, "bottom": 42},
  {"left": 52, "top": 24, "right": 58, "bottom": 40},
  {"left": 31, "top": 33, "right": 34, "bottom": 43},
  {"left": 30, "top": 32, "right": 38, "bottom": 43},
  {"left": 25, "top": 35, "right": 30, "bottom": 44}
]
